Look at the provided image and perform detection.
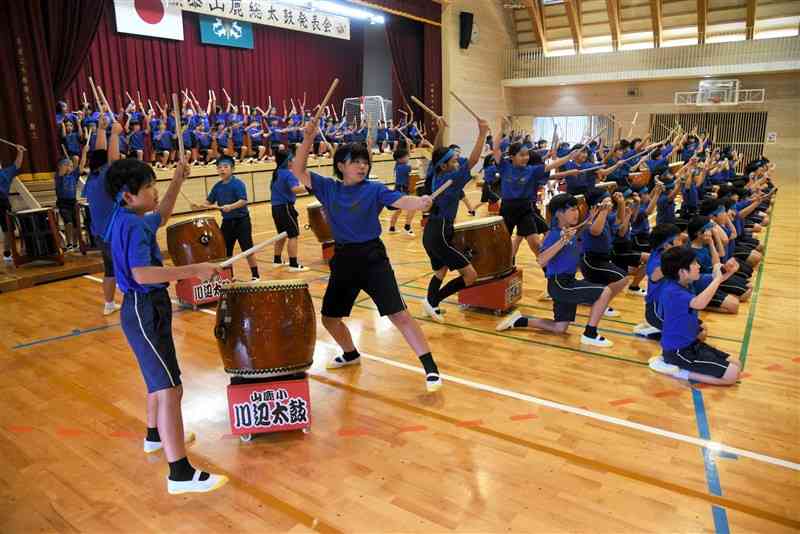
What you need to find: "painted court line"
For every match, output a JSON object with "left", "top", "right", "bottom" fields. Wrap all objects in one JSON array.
[{"left": 82, "top": 275, "right": 800, "bottom": 472}]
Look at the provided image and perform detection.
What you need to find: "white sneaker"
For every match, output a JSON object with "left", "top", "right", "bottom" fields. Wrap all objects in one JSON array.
[
  {"left": 144, "top": 431, "right": 197, "bottom": 453},
  {"left": 603, "top": 307, "right": 621, "bottom": 317},
  {"left": 103, "top": 302, "right": 120, "bottom": 316},
  {"left": 167, "top": 471, "right": 229, "bottom": 495},
  {"left": 633, "top": 323, "right": 661, "bottom": 337},
  {"left": 3, "top": 253, "right": 12, "bottom": 263},
  {"left": 496, "top": 310, "right": 522, "bottom": 332},
  {"left": 628, "top": 287, "right": 647, "bottom": 297},
  {"left": 404, "top": 227, "right": 415, "bottom": 236},
  {"left": 648, "top": 355, "right": 680, "bottom": 376},
  {"left": 251, "top": 276, "right": 260, "bottom": 281},
  {"left": 288, "top": 265, "right": 309, "bottom": 272},
  {"left": 326, "top": 355, "right": 361, "bottom": 369},
  {"left": 425, "top": 373, "right": 443, "bottom": 392},
  {"left": 422, "top": 298, "right": 444, "bottom": 323},
  {"left": 581, "top": 334, "right": 614, "bottom": 347}
]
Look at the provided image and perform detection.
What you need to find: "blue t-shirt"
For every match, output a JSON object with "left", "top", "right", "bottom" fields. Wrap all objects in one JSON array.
[
  {"left": 109, "top": 209, "right": 167, "bottom": 293},
  {"left": 271, "top": 168, "right": 300, "bottom": 206},
  {"left": 55, "top": 170, "right": 80, "bottom": 201},
  {"left": 196, "top": 131, "right": 212, "bottom": 149},
  {"left": 645, "top": 247, "right": 664, "bottom": 304},
  {"left": 0, "top": 164, "right": 19, "bottom": 198},
  {"left": 64, "top": 132, "right": 82, "bottom": 154},
  {"left": 155, "top": 131, "right": 174, "bottom": 151},
  {"left": 208, "top": 177, "right": 249, "bottom": 220},
  {"left": 656, "top": 194, "right": 676, "bottom": 224},
  {"left": 659, "top": 280, "right": 699, "bottom": 351},
  {"left": 631, "top": 204, "right": 650, "bottom": 236},
  {"left": 310, "top": 172, "right": 403, "bottom": 244},
  {"left": 692, "top": 245, "right": 714, "bottom": 273},
  {"left": 129, "top": 130, "right": 145, "bottom": 151},
  {"left": 581, "top": 212, "right": 615, "bottom": 254},
  {"left": 83, "top": 164, "right": 115, "bottom": 238},
  {"left": 497, "top": 159, "right": 547, "bottom": 200},
  {"left": 430, "top": 157, "right": 473, "bottom": 222},
  {"left": 682, "top": 179, "right": 699, "bottom": 209},
  {"left": 542, "top": 227, "right": 579, "bottom": 277},
  {"left": 394, "top": 163, "right": 411, "bottom": 188},
  {"left": 563, "top": 161, "right": 597, "bottom": 194}
]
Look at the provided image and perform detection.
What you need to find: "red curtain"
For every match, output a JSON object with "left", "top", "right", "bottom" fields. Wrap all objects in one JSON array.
[
  {"left": 386, "top": 16, "right": 424, "bottom": 120},
  {"left": 45, "top": 0, "right": 106, "bottom": 99},
  {"left": 423, "top": 23, "right": 442, "bottom": 136},
  {"left": 64, "top": 3, "right": 365, "bottom": 114},
  {"left": 359, "top": 0, "right": 441, "bottom": 23}
]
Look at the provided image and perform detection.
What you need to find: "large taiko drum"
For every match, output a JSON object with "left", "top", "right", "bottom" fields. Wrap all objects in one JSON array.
[
  {"left": 12, "top": 208, "right": 63, "bottom": 262},
  {"left": 451, "top": 216, "right": 513, "bottom": 282},
  {"left": 307, "top": 201, "right": 333, "bottom": 243},
  {"left": 545, "top": 194, "right": 589, "bottom": 225},
  {"left": 414, "top": 179, "right": 427, "bottom": 196},
  {"left": 214, "top": 279, "right": 316, "bottom": 378},
  {"left": 166, "top": 217, "right": 226, "bottom": 266},
  {"left": 628, "top": 170, "right": 651, "bottom": 190}
]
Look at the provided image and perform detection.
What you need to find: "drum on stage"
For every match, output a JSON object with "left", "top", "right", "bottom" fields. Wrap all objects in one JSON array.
[
  {"left": 214, "top": 279, "right": 316, "bottom": 378},
  {"left": 451, "top": 216, "right": 513, "bottom": 282},
  {"left": 306, "top": 201, "right": 333, "bottom": 243},
  {"left": 545, "top": 194, "right": 589, "bottom": 225},
  {"left": 166, "top": 217, "right": 226, "bottom": 266},
  {"left": 10, "top": 208, "right": 63, "bottom": 265}
]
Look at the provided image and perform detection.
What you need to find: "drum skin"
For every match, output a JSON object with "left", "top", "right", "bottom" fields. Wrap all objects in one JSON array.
[
  {"left": 215, "top": 280, "right": 316, "bottom": 378},
  {"left": 307, "top": 202, "right": 333, "bottom": 243},
  {"left": 167, "top": 217, "right": 226, "bottom": 266},
  {"left": 451, "top": 216, "right": 513, "bottom": 281}
]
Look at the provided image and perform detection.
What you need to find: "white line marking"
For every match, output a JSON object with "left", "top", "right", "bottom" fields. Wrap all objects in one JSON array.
[{"left": 80, "top": 275, "right": 800, "bottom": 471}]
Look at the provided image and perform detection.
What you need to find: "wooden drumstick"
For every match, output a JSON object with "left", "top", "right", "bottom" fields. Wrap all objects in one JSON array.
[
  {"left": 430, "top": 179, "right": 453, "bottom": 200},
  {"left": 97, "top": 85, "right": 112, "bottom": 115},
  {"left": 222, "top": 87, "right": 232, "bottom": 102},
  {"left": 88, "top": 76, "right": 101, "bottom": 108},
  {"left": 410, "top": 96, "right": 440, "bottom": 119},
  {"left": 449, "top": 91, "right": 480, "bottom": 121},
  {"left": 172, "top": 93, "right": 185, "bottom": 162},
  {"left": 219, "top": 232, "right": 288, "bottom": 268},
  {"left": 314, "top": 78, "right": 340, "bottom": 122},
  {"left": 0, "top": 138, "right": 27, "bottom": 151}
]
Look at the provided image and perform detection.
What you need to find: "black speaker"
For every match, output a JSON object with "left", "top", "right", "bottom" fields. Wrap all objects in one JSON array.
[{"left": 459, "top": 12, "right": 474, "bottom": 49}]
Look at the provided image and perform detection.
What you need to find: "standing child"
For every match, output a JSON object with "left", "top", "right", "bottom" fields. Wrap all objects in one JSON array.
[
  {"left": 191, "top": 156, "right": 260, "bottom": 280},
  {"left": 294, "top": 116, "right": 442, "bottom": 392},
  {"left": 388, "top": 148, "right": 417, "bottom": 236},
  {"left": 496, "top": 193, "right": 615, "bottom": 347},
  {"left": 55, "top": 155, "right": 85, "bottom": 251},
  {"left": 270, "top": 149, "right": 308, "bottom": 271},
  {"left": 106, "top": 158, "right": 227, "bottom": 494},
  {"left": 648, "top": 247, "right": 742, "bottom": 385},
  {"left": 0, "top": 143, "right": 24, "bottom": 262}
]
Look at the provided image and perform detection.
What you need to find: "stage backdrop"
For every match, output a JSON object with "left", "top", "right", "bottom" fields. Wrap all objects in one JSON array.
[{"left": 64, "top": 1, "right": 365, "bottom": 118}]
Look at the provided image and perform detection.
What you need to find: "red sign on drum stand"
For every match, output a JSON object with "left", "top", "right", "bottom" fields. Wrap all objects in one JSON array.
[
  {"left": 227, "top": 378, "right": 311, "bottom": 440},
  {"left": 174, "top": 268, "right": 232, "bottom": 308}
]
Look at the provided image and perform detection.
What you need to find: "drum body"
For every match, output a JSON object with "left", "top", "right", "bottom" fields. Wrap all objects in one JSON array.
[
  {"left": 215, "top": 280, "right": 316, "bottom": 378},
  {"left": 629, "top": 170, "right": 651, "bottom": 190},
  {"left": 414, "top": 179, "right": 427, "bottom": 196},
  {"left": 166, "top": 217, "right": 226, "bottom": 266},
  {"left": 451, "top": 216, "right": 513, "bottom": 281},
  {"left": 595, "top": 181, "right": 618, "bottom": 194},
  {"left": 307, "top": 201, "right": 333, "bottom": 243},
  {"left": 545, "top": 194, "right": 588, "bottom": 225},
  {"left": 15, "top": 208, "right": 60, "bottom": 257}
]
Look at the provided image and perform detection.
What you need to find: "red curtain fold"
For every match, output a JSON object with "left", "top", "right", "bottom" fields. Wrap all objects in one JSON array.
[
  {"left": 386, "top": 16, "right": 424, "bottom": 122},
  {"left": 359, "top": 0, "right": 441, "bottom": 24},
  {"left": 63, "top": 3, "right": 365, "bottom": 116},
  {"left": 45, "top": 0, "right": 106, "bottom": 99}
]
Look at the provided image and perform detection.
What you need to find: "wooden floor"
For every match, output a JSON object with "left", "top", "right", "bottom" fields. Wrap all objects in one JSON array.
[{"left": 1, "top": 179, "right": 798, "bottom": 533}]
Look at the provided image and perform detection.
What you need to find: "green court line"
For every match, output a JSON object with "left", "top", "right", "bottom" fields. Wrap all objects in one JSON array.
[
  {"left": 738, "top": 204, "right": 775, "bottom": 369},
  {"left": 402, "top": 282, "right": 743, "bottom": 344}
]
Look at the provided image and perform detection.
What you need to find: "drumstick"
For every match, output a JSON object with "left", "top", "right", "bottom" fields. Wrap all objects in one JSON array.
[
  {"left": 88, "top": 76, "right": 101, "bottom": 108},
  {"left": 172, "top": 93, "right": 185, "bottom": 162},
  {"left": 222, "top": 87, "right": 232, "bottom": 102},
  {"left": 410, "top": 96, "right": 440, "bottom": 119},
  {"left": 314, "top": 78, "right": 339, "bottom": 122},
  {"left": 449, "top": 91, "right": 480, "bottom": 121},
  {"left": 0, "top": 138, "right": 27, "bottom": 151},
  {"left": 430, "top": 179, "right": 453, "bottom": 201},
  {"left": 219, "top": 232, "right": 288, "bottom": 268},
  {"left": 97, "top": 85, "right": 112, "bottom": 115},
  {"left": 125, "top": 91, "right": 134, "bottom": 104}
]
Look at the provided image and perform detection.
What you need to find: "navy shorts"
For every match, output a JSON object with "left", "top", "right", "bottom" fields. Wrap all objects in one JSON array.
[
  {"left": 422, "top": 217, "right": 470, "bottom": 272},
  {"left": 271, "top": 203, "right": 300, "bottom": 239},
  {"left": 221, "top": 215, "right": 254, "bottom": 256},
  {"left": 663, "top": 341, "right": 731, "bottom": 379},
  {"left": 57, "top": 199, "right": 77, "bottom": 225},
  {"left": 645, "top": 300, "right": 663, "bottom": 330},
  {"left": 95, "top": 236, "right": 115, "bottom": 278},
  {"left": 547, "top": 274, "right": 605, "bottom": 323},
  {"left": 0, "top": 196, "right": 10, "bottom": 233},
  {"left": 580, "top": 253, "right": 627, "bottom": 285},
  {"left": 121, "top": 288, "right": 181, "bottom": 393},
  {"left": 500, "top": 198, "right": 546, "bottom": 237},
  {"left": 322, "top": 239, "right": 406, "bottom": 318}
]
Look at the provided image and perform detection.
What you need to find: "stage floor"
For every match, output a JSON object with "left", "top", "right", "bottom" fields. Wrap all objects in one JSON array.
[{"left": 0, "top": 181, "right": 798, "bottom": 533}]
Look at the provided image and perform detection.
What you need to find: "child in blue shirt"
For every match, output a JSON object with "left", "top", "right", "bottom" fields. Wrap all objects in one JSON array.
[
  {"left": 421, "top": 116, "right": 488, "bottom": 323},
  {"left": 0, "top": 143, "right": 24, "bottom": 261},
  {"left": 191, "top": 156, "right": 259, "bottom": 280},
  {"left": 106, "top": 158, "right": 227, "bottom": 494},
  {"left": 294, "top": 116, "right": 441, "bottom": 392},
  {"left": 633, "top": 223, "right": 683, "bottom": 339},
  {"left": 496, "top": 193, "right": 615, "bottom": 347},
  {"left": 55, "top": 156, "right": 84, "bottom": 251},
  {"left": 648, "top": 246, "right": 741, "bottom": 385},
  {"left": 388, "top": 148, "right": 418, "bottom": 235},
  {"left": 269, "top": 149, "right": 308, "bottom": 271}
]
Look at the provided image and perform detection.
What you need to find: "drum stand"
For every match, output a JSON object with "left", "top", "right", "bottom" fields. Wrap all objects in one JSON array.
[
  {"left": 226, "top": 373, "right": 312, "bottom": 442},
  {"left": 458, "top": 268, "right": 523, "bottom": 314},
  {"left": 75, "top": 203, "right": 98, "bottom": 254},
  {"left": 175, "top": 267, "right": 233, "bottom": 309},
  {"left": 7, "top": 211, "right": 65, "bottom": 267}
]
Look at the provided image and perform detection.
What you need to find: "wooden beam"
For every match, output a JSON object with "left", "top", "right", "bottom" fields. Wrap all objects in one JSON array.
[
  {"left": 523, "top": 0, "right": 548, "bottom": 52},
  {"left": 564, "top": 0, "right": 583, "bottom": 52},
  {"left": 650, "top": 0, "right": 662, "bottom": 48},
  {"left": 605, "top": 0, "right": 621, "bottom": 50},
  {"left": 697, "top": 0, "right": 708, "bottom": 44},
  {"left": 745, "top": 0, "right": 756, "bottom": 40}
]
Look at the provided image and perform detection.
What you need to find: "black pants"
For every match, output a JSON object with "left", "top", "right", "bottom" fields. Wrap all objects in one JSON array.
[{"left": 220, "top": 216, "right": 254, "bottom": 256}]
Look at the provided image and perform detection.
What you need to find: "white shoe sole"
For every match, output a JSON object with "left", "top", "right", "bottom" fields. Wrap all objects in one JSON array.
[
  {"left": 167, "top": 473, "right": 229, "bottom": 495},
  {"left": 581, "top": 335, "right": 614, "bottom": 348},
  {"left": 144, "top": 431, "right": 196, "bottom": 453},
  {"left": 326, "top": 356, "right": 361, "bottom": 370},
  {"left": 603, "top": 308, "right": 621, "bottom": 317},
  {"left": 422, "top": 299, "right": 445, "bottom": 323},
  {"left": 496, "top": 310, "right": 522, "bottom": 332}
]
